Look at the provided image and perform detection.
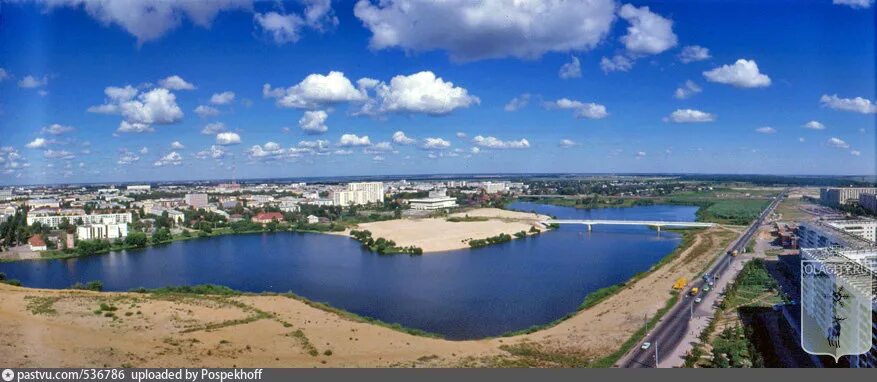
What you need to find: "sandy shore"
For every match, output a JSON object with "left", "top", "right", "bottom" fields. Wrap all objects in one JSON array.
[
  {"left": 341, "top": 208, "right": 550, "bottom": 253},
  {"left": 0, "top": 226, "right": 739, "bottom": 367}
]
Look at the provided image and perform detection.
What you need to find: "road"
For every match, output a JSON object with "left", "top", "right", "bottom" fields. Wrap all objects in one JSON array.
[{"left": 618, "top": 190, "right": 786, "bottom": 368}]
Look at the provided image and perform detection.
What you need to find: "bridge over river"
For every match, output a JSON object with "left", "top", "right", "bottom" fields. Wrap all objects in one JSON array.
[{"left": 542, "top": 219, "right": 715, "bottom": 232}]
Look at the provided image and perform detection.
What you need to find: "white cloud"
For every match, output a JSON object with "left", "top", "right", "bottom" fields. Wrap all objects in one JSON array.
[
  {"left": 201, "top": 122, "right": 226, "bottom": 135},
  {"left": 635, "top": 151, "right": 647, "bottom": 159},
  {"left": 117, "top": 150, "right": 140, "bottom": 165},
  {"left": 353, "top": 0, "right": 616, "bottom": 61},
  {"left": 298, "top": 110, "right": 328, "bottom": 134},
  {"left": 618, "top": 4, "right": 677, "bottom": 55},
  {"left": 298, "top": 139, "right": 330, "bottom": 151},
  {"left": 851, "top": 149, "right": 862, "bottom": 156},
  {"left": 548, "top": 98, "right": 608, "bottom": 119},
  {"left": 421, "top": 137, "right": 451, "bottom": 150},
  {"left": 43, "top": 149, "right": 75, "bottom": 160},
  {"left": 42, "top": 123, "right": 74, "bottom": 135},
  {"left": 210, "top": 91, "right": 235, "bottom": 105},
  {"left": 372, "top": 155, "right": 385, "bottom": 161},
  {"left": 171, "top": 141, "right": 185, "bottom": 149},
  {"left": 803, "top": 120, "right": 826, "bottom": 130},
  {"left": 216, "top": 132, "right": 241, "bottom": 145},
  {"left": 263, "top": 71, "right": 367, "bottom": 109},
  {"left": 255, "top": 1, "right": 337, "bottom": 44},
  {"left": 338, "top": 134, "right": 371, "bottom": 147},
  {"left": 600, "top": 55, "right": 633, "bottom": 73},
  {"left": 559, "top": 139, "right": 577, "bottom": 148},
  {"left": 247, "top": 142, "right": 308, "bottom": 160},
  {"left": 456, "top": 132, "right": 467, "bottom": 139},
  {"left": 819, "top": 94, "right": 877, "bottom": 114},
  {"left": 25, "top": 138, "right": 48, "bottom": 149},
  {"left": 674, "top": 80, "right": 702, "bottom": 99},
  {"left": 828, "top": 137, "right": 850, "bottom": 149},
  {"left": 833, "top": 0, "right": 874, "bottom": 9},
  {"left": 666, "top": 109, "right": 715, "bottom": 123},
  {"left": 392, "top": 131, "right": 416, "bottom": 145},
  {"left": 159, "top": 75, "right": 195, "bottom": 90},
  {"left": 755, "top": 126, "right": 776, "bottom": 134},
  {"left": 472, "top": 135, "right": 530, "bottom": 149},
  {"left": 366, "top": 141, "right": 394, "bottom": 153},
  {"left": 18, "top": 75, "right": 47, "bottom": 89},
  {"left": 194, "top": 105, "right": 220, "bottom": 118},
  {"left": 91, "top": 86, "right": 184, "bottom": 132},
  {"left": 154, "top": 151, "right": 183, "bottom": 166},
  {"left": 703, "top": 59, "right": 771, "bottom": 88},
  {"left": 360, "top": 71, "right": 479, "bottom": 116},
  {"left": 39, "top": 0, "right": 251, "bottom": 44},
  {"left": 139, "top": 146, "right": 149, "bottom": 155},
  {"left": 504, "top": 93, "right": 531, "bottom": 112},
  {"left": 195, "top": 145, "right": 226, "bottom": 159},
  {"left": 678, "top": 45, "right": 711, "bottom": 63},
  {"left": 559, "top": 56, "right": 582, "bottom": 79}
]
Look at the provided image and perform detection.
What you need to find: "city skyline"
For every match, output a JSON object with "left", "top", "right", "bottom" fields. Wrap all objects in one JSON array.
[{"left": 1, "top": 0, "right": 876, "bottom": 186}]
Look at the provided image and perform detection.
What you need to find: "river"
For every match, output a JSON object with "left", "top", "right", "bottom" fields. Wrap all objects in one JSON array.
[{"left": 0, "top": 202, "right": 699, "bottom": 339}]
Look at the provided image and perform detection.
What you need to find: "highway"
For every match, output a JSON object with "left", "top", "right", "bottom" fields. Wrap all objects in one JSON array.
[{"left": 619, "top": 190, "right": 786, "bottom": 368}]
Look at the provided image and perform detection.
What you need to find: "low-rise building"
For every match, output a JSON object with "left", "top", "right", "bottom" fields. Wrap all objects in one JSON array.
[
  {"left": 27, "top": 198, "right": 60, "bottom": 209},
  {"left": 306, "top": 215, "right": 319, "bottom": 224},
  {"left": 28, "top": 235, "right": 47, "bottom": 251},
  {"left": 252, "top": 212, "right": 284, "bottom": 224},
  {"left": 126, "top": 184, "right": 151, "bottom": 193},
  {"left": 76, "top": 222, "right": 129, "bottom": 241}
]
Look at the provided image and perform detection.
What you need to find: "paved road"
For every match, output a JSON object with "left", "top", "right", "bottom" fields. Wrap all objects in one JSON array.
[{"left": 618, "top": 190, "right": 786, "bottom": 368}]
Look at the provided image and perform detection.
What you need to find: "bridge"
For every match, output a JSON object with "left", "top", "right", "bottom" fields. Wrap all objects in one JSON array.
[{"left": 542, "top": 219, "right": 714, "bottom": 232}]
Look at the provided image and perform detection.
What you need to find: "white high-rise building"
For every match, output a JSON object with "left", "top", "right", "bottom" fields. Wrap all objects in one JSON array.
[
  {"left": 184, "top": 193, "right": 209, "bottom": 209},
  {"left": 27, "top": 211, "right": 132, "bottom": 228},
  {"left": 332, "top": 182, "right": 384, "bottom": 206}
]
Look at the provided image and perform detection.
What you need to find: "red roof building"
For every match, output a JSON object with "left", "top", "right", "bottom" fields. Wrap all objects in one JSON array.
[
  {"left": 28, "top": 235, "right": 47, "bottom": 251},
  {"left": 252, "top": 212, "right": 284, "bottom": 224}
]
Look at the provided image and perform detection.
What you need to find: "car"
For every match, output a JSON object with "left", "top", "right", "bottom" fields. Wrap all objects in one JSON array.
[
  {"left": 694, "top": 297, "right": 702, "bottom": 304},
  {"left": 703, "top": 286, "right": 710, "bottom": 292},
  {"left": 641, "top": 342, "right": 652, "bottom": 350},
  {"left": 709, "top": 281, "right": 714, "bottom": 286}
]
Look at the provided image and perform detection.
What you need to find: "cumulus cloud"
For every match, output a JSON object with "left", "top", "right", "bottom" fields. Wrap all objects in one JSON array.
[
  {"left": 504, "top": 93, "right": 531, "bottom": 112},
  {"left": 90, "top": 86, "right": 184, "bottom": 133},
  {"left": 678, "top": 45, "right": 711, "bottom": 63},
  {"left": 353, "top": 0, "right": 616, "bottom": 61},
  {"left": 25, "top": 138, "right": 48, "bottom": 149},
  {"left": 117, "top": 149, "right": 140, "bottom": 165},
  {"left": 194, "top": 105, "right": 220, "bottom": 118},
  {"left": 263, "top": 71, "right": 367, "bottom": 109},
  {"left": 850, "top": 149, "right": 862, "bottom": 156},
  {"left": 472, "top": 135, "right": 530, "bottom": 149},
  {"left": 666, "top": 109, "right": 715, "bottom": 123},
  {"left": 803, "top": 120, "right": 826, "bottom": 130},
  {"left": 338, "top": 134, "right": 371, "bottom": 147},
  {"left": 154, "top": 151, "right": 183, "bottom": 166},
  {"left": 43, "top": 149, "right": 75, "bottom": 160},
  {"left": 201, "top": 122, "right": 226, "bottom": 135},
  {"left": 755, "top": 126, "right": 776, "bottom": 134},
  {"left": 159, "top": 75, "right": 195, "bottom": 90},
  {"left": 38, "top": 0, "right": 251, "bottom": 44},
  {"left": 255, "top": 1, "right": 338, "bottom": 44},
  {"left": 548, "top": 98, "right": 608, "bottom": 119},
  {"left": 247, "top": 142, "right": 310, "bottom": 160},
  {"left": 618, "top": 4, "right": 677, "bottom": 55},
  {"left": 600, "top": 55, "right": 634, "bottom": 73},
  {"left": 819, "top": 94, "right": 877, "bottom": 114},
  {"left": 139, "top": 146, "right": 149, "bottom": 155},
  {"left": 421, "top": 137, "right": 451, "bottom": 150},
  {"left": 171, "top": 141, "right": 185, "bottom": 149},
  {"left": 703, "top": 59, "right": 771, "bottom": 88},
  {"left": 18, "top": 75, "right": 48, "bottom": 89},
  {"left": 195, "top": 145, "right": 226, "bottom": 159},
  {"left": 827, "top": 137, "right": 850, "bottom": 149},
  {"left": 635, "top": 151, "right": 647, "bottom": 159},
  {"left": 392, "top": 131, "right": 416, "bottom": 145},
  {"left": 674, "top": 80, "right": 702, "bottom": 99},
  {"left": 559, "top": 139, "right": 578, "bottom": 148},
  {"left": 216, "top": 132, "right": 241, "bottom": 145},
  {"left": 298, "top": 110, "right": 328, "bottom": 134},
  {"left": 42, "top": 123, "right": 74, "bottom": 135},
  {"left": 210, "top": 91, "right": 235, "bottom": 105},
  {"left": 559, "top": 56, "right": 582, "bottom": 79},
  {"left": 365, "top": 141, "right": 394, "bottom": 153},
  {"left": 833, "top": 0, "right": 874, "bottom": 9},
  {"left": 359, "top": 71, "right": 479, "bottom": 116}
]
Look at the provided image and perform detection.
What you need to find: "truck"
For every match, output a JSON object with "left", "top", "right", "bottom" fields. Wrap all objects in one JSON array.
[
  {"left": 689, "top": 287, "right": 699, "bottom": 296},
  {"left": 672, "top": 277, "right": 688, "bottom": 290}
]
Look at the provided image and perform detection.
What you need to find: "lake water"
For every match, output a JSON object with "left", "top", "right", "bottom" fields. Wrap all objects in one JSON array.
[{"left": 0, "top": 202, "right": 698, "bottom": 339}]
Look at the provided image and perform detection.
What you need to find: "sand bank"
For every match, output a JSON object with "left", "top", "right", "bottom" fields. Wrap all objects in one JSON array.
[{"left": 343, "top": 208, "right": 550, "bottom": 253}]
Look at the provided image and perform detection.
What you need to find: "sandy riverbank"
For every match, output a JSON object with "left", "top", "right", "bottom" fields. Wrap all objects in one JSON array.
[
  {"left": 338, "top": 208, "right": 550, "bottom": 253},
  {"left": 0, "top": 226, "right": 739, "bottom": 367}
]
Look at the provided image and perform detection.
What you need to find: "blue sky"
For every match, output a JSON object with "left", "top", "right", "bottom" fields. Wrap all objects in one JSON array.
[{"left": 0, "top": 0, "right": 875, "bottom": 185}]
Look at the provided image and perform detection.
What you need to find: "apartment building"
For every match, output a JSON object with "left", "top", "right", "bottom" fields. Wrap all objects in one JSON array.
[
  {"left": 820, "top": 187, "right": 877, "bottom": 207},
  {"left": 26, "top": 210, "right": 132, "bottom": 228},
  {"left": 332, "top": 182, "right": 384, "bottom": 206},
  {"left": 76, "top": 222, "right": 129, "bottom": 240},
  {"left": 184, "top": 193, "right": 209, "bottom": 209}
]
